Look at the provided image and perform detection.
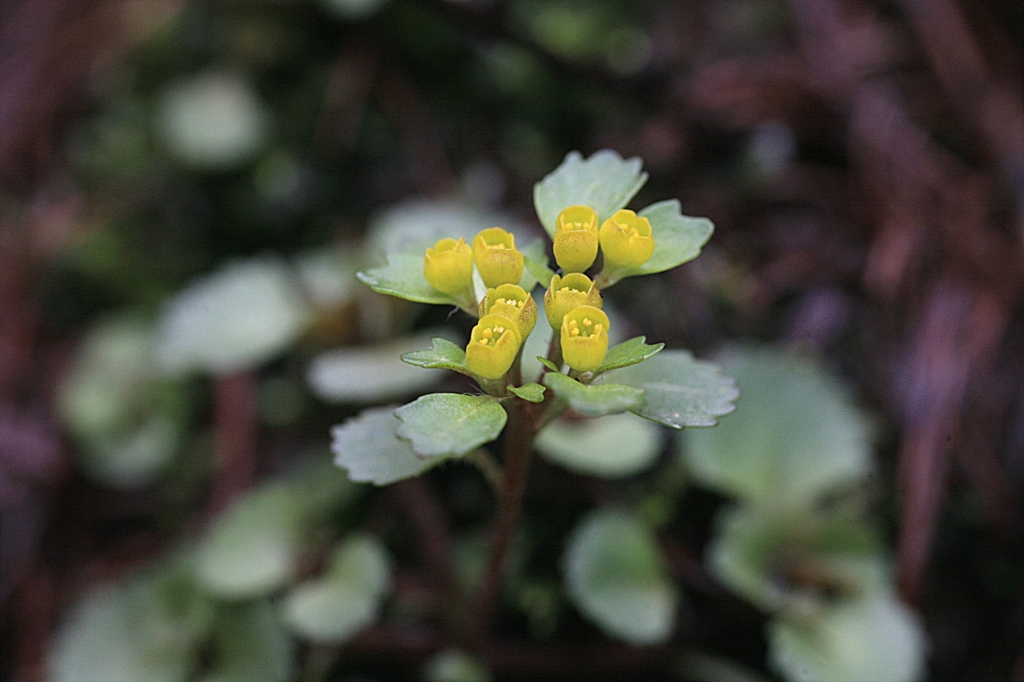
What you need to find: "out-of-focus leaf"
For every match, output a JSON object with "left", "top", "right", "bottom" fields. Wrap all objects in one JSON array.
[
  {"left": 58, "top": 316, "right": 187, "bottom": 488},
  {"left": 598, "top": 350, "right": 739, "bottom": 428},
  {"left": 521, "top": 238, "right": 554, "bottom": 289},
  {"left": 395, "top": 394, "right": 507, "bottom": 458},
  {"left": 768, "top": 595, "right": 927, "bottom": 682},
  {"left": 201, "top": 601, "right": 294, "bottom": 682},
  {"left": 156, "top": 256, "right": 311, "bottom": 375},
  {"left": 195, "top": 484, "right": 306, "bottom": 599},
  {"left": 294, "top": 247, "right": 360, "bottom": 309},
  {"left": 48, "top": 561, "right": 213, "bottom": 682},
  {"left": 708, "top": 505, "right": 888, "bottom": 614},
  {"left": 423, "top": 649, "right": 493, "bottom": 682},
  {"left": 308, "top": 331, "right": 455, "bottom": 403},
  {"left": 282, "top": 534, "right": 391, "bottom": 643},
  {"left": 331, "top": 406, "right": 441, "bottom": 485},
  {"left": 319, "top": 0, "right": 391, "bottom": 22},
  {"left": 155, "top": 71, "right": 270, "bottom": 170},
  {"left": 563, "top": 508, "right": 677, "bottom": 645},
  {"left": 533, "top": 150, "right": 648, "bottom": 236},
  {"left": 682, "top": 346, "right": 873, "bottom": 507},
  {"left": 542, "top": 372, "right": 645, "bottom": 417},
  {"left": 536, "top": 412, "right": 663, "bottom": 478}
]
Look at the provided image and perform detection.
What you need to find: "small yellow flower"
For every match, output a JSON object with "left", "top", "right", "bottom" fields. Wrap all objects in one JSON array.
[
  {"left": 473, "top": 227, "right": 524, "bottom": 289},
  {"left": 424, "top": 237, "right": 474, "bottom": 297},
  {"left": 544, "top": 273, "right": 602, "bottom": 330},
  {"left": 481, "top": 283, "right": 537, "bottom": 340},
  {"left": 466, "top": 313, "right": 522, "bottom": 380},
  {"left": 553, "top": 205, "right": 599, "bottom": 273},
  {"left": 599, "top": 209, "right": 655, "bottom": 269},
  {"left": 561, "top": 305, "right": 610, "bottom": 373}
]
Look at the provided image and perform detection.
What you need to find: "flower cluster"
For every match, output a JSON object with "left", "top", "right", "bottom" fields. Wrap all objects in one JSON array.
[{"left": 422, "top": 205, "right": 655, "bottom": 385}]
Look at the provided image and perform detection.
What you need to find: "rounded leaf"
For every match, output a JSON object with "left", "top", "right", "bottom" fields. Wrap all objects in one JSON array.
[
  {"left": 682, "top": 346, "right": 872, "bottom": 506},
  {"left": 563, "top": 509, "right": 678, "bottom": 645}
]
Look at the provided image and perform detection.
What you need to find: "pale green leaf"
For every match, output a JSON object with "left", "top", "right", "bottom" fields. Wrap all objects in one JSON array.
[
  {"left": 521, "top": 239, "right": 555, "bottom": 290},
  {"left": 59, "top": 316, "right": 186, "bottom": 488},
  {"left": 308, "top": 331, "right": 455, "bottom": 403},
  {"left": 708, "top": 505, "right": 889, "bottom": 614},
  {"left": 395, "top": 394, "right": 507, "bottom": 458},
  {"left": 282, "top": 535, "right": 391, "bottom": 643},
  {"left": 536, "top": 412, "right": 663, "bottom": 478},
  {"left": 533, "top": 150, "right": 648, "bottom": 236},
  {"left": 357, "top": 252, "right": 463, "bottom": 306},
  {"left": 155, "top": 256, "right": 311, "bottom": 375},
  {"left": 596, "top": 336, "right": 664, "bottom": 374},
  {"left": 202, "top": 601, "right": 293, "bottom": 682},
  {"left": 768, "top": 595, "right": 927, "bottom": 682},
  {"left": 682, "top": 346, "right": 873, "bottom": 506},
  {"left": 543, "top": 372, "right": 644, "bottom": 417},
  {"left": 195, "top": 484, "right": 306, "bottom": 599},
  {"left": 424, "top": 649, "right": 493, "bottom": 682},
  {"left": 48, "top": 560, "right": 213, "bottom": 682},
  {"left": 400, "top": 337, "right": 470, "bottom": 375},
  {"left": 563, "top": 508, "right": 678, "bottom": 645},
  {"left": 508, "top": 382, "right": 546, "bottom": 403},
  {"left": 598, "top": 350, "right": 739, "bottom": 429},
  {"left": 156, "top": 71, "right": 270, "bottom": 170},
  {"left": 331, "top": 406, "right": 442, "bottom": 485}
]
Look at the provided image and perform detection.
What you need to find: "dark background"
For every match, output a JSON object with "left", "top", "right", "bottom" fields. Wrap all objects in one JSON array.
[{"left": 1, "top": 0, "right": 1022, "bottom": 680}]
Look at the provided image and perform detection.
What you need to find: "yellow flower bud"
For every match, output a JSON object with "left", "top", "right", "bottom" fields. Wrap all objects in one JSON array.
[
  {"left": 599, "top": 209, "right": 655, "bottom": 269},
  {"left": 473, "top": 227, "right": 524, "bottom": 289},
  {"left": 561, "top": 305, "right": 610, "bottom": 373},
  {"left": 480, "top": 283, "right": 537, "bottom": 341},
  {"left": 544, "top": 273, "right": 602, "bottom": 330},
  {"left": 424, "top": 237, "right": 474, "bottom": 297},
  {"left": 466, "top": 313, "right": 522, "bottom": 380},
  {"left": 553, "top": 205, "right": 599, "bottom": 273}
]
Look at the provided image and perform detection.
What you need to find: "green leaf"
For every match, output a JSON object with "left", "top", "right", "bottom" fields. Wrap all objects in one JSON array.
[
  {"left": 424, "top": 649, "right": 494, "bottom": 682},
  {"left": 708, "top": 505, "right": 889, "bottom": 614},
  {"left": 309, "top": 331, "right": 456, "bottom": 403},
  {"left": 596, "top": 336, "right": 664, "bottom": 374},
  {"left": 508, "top": 382, "right": 546, "bottom": 403},
  {"left": 357, "top": 252, "right": 463, "bottom": 306},
  {"left": 537, "top": 356, "right": 560, "bottom": 373},
  {"left": 543, "top": 372, "right": 644, "bottom": 417},
  {"left": 204, "top": 600, "right": 294, "bottom": 682},
  {"left": 282, "top": 534, "right": 391, "bottom": 643},
  {"left": 536, "top": 412, "right": 663, "bottom": 478},
  {"left": 598, "top": 350, "right": 739, "bottom": 429},
  {"left": 521, "top": 239, "right": 555, "bottom": 289},
  {"left": 563, "top": 508, "right": 678, "bottom": 645},
  {"left": 332, "top": 406, "right": 442, "bottom": 485},
  {"left": 597, "top": 201, "right": 714, "bottom": 287},
  {"left": 533, "top": 150, "right": 648, "bottom": 236},
  {"left": 155, "top": 256, "right": 311, "bottom": 375},
  {"left": 768, "top": 594, "right": 927, "bottom": 682},
  {"left": 48, "top": 562, "right": 213, "bottom": 682},
  {"left": 400, "top": 337, "right": 470, "bottom": 375},
  {"left": 195, "top": 483, "right": 306, "bottom": 599},
  {"left": 682, "top": 346, "right": 873, "bottom": 507},
  {"left": 395, "top": 394, "right": 507, "bottom": 458}
]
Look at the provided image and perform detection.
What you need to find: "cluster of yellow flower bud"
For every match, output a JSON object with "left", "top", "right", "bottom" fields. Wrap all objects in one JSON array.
[
  {"left": 422, "top": 207, "right": 653, "bottom": 382},
  {"left": 553, "top": 205, "right": 654, "bottom": 274},
  {"left": 424, "top": 227, "right": 530, "bottom": 380}
]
